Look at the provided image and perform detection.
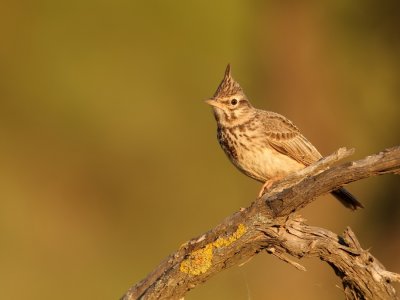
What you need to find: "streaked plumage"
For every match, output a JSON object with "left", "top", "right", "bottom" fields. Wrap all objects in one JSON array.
[{"left": 206, "top": 64, "right": 363, "bottom": 210}]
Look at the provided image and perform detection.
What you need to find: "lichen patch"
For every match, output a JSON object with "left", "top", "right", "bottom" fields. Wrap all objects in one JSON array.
[{"left": 179, "top": 224, "right": 247, "bottom": 275}]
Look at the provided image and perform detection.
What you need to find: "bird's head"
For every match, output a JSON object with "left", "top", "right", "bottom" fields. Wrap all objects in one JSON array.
[{"left": 206, "top": 64, "right": 254, "bottom": 127}]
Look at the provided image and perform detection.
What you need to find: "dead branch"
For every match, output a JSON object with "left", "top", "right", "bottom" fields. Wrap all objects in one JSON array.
[{"left": 121, "top": 146, "right": 400, "bottom": 300}]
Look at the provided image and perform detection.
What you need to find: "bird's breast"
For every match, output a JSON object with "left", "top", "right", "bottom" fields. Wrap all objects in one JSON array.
[{"left": 217, "top": 127, "right": 304, "bottom": 182}]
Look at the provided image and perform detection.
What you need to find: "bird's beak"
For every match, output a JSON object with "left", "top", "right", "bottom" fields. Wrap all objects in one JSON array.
[{"left": 205, "top": 99, "right": 225, "bottom": 111}]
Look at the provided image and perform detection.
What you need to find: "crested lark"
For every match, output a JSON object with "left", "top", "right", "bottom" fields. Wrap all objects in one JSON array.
[{"left": 206, "top": 65, "right": 363, "bottom": 210}]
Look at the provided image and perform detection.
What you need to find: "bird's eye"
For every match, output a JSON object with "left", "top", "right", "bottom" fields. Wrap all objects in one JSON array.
[{"left": 230, "top": 98, "right": 238, "bottom": 105}]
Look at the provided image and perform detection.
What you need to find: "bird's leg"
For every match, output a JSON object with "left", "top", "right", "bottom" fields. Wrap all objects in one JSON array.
[{"left": 258, "top": 176, "right": 283, "bottom": 197}]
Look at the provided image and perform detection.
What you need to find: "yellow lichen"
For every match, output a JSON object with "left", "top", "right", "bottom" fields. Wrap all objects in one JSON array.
[
  {"left": 214, "top": 223, "right": 247, "bottom": 248},
  {"left": 179, "top": 244, "right": 213, "bottom": 275},
  {"left": 180, "top": 224, "right": 247, "bottom": 275}
]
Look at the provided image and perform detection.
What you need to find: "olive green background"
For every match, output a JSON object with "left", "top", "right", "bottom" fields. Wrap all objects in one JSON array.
[{"left": 1, "top": 1, "right": 399, "bottom": 299}]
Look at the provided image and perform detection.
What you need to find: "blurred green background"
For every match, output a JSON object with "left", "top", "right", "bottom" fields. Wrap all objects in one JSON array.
[{"left": 1, "top": 1, "right": 399, "bottom": 299}]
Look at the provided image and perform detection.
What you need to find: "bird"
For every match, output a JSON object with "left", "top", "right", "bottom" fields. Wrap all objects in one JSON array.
[{"left": 205, "top": 64, "right": 363, "bottom": 210}]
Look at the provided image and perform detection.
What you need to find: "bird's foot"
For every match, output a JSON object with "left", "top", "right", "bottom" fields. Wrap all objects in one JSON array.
[{"left": 258, "top": 177, "right": 283, "bottom": 197}]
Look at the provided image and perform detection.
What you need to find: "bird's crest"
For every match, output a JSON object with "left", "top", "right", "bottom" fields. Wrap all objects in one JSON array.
[{"left": 213, "top": 64, "right": 243, "bottom": 98}]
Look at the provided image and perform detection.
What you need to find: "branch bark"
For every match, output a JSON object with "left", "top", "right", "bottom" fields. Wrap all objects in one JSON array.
[{"left": 121, "top": 146, "right": 400, "bottom": 300}]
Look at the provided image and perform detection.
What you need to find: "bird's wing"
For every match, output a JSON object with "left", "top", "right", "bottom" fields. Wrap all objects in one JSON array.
[{"left": 260, "top": 111, "right": 322, "bottom": 166}]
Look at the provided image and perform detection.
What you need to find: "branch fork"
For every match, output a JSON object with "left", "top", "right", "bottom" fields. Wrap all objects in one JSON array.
[{"left": 122, "top": 146, "right": 400, "bottom": 300}]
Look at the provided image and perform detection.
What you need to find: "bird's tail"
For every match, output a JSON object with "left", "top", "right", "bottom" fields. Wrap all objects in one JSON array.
[{"left": 331, "top": 187, "right": 364, "bottom": 210}]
